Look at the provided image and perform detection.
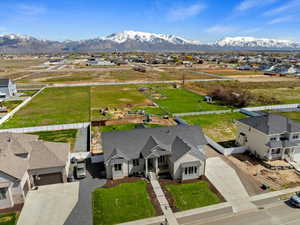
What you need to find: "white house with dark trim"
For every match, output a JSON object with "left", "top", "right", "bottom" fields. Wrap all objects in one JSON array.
[
  {"left": 236, "top": 114, "right": 300, "bottom": 161},
  {"left": 102, "top": 125, "right": 207, "bottom": 181},
  {"left": 0, "top": 133, "right": 70, "bottom": 209}
]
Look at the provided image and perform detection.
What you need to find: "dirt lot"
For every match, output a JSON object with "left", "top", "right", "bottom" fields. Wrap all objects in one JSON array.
[
  {"left": 227, "top": 154, "right": 300, "bottom": 190},
  {"left": 233, "top": 75, "right": 299, "bottom": 82}
]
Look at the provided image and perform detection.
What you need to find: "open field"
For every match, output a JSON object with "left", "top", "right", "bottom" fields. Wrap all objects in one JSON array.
[
  {"left": 0, "top": 212, "right": 17, "bottom": 225},
  {"left": 181, "top": 113, "right": 246, "bottom": 142},
  {"left": 92, "top": 181, "right": 155, "bottom": 225},
  {"left": 196, "top": 69, "right": 264, "bottom": 76},
  {"left": 29, "top": 129, "right": 78, "bottom": 151},
  {"left": 0, "top": 87, "right": 90, "bottom": 128},
  {"left": 250, "top": 87, "right": 300, "bottom": 104},
  {"left": 0, "top": 59, "right": 45, "bottom": 77},
  {"left": 17, "top": 68, "right": 214, "bottom": 84},
  {"left": 100, "top": 123, "right": 162, "bottom": 132},
  {"left": 151, "top": 87, "right": 230, "bottom": 114},
  {"left": 165, "top": 181, "right": 221, "bottom": 211},
  {"left": 2, "top": 101, "right": 23, "bottom": 112}
]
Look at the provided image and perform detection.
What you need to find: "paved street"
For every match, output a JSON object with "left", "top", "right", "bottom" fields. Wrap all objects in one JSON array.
[{"left": 180, "top": 201, "right": 300, "bottom": 225}]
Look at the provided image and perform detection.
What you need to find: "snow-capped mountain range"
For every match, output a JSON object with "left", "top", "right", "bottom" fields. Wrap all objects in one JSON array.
[{"left": 0, "top": 30, "right": 299, "bottom": 53}]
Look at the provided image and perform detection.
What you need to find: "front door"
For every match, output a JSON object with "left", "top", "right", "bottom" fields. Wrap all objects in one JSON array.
[{"left": 148, "top": 158, "right": 154, "bottom": 172}]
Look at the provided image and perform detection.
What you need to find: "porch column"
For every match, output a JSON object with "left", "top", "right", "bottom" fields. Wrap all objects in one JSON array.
[
  {"left": 281, "top": 148, "right": 285, "bottom": 160},
  {"left": 145, "top": 158, "right": 148, "bottom": 178},
  {"left": 155, "top": 157, "right": 158, "bottom": 175}
]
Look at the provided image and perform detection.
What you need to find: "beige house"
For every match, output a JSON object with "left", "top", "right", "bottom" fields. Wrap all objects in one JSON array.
[
  {"left": 236, "top": 114, "right": 300, "bottom": 161},
  {"left": 102, "top": 125, "right": 207, "bottom": 181},
  {"left": 0, "top": 133, "right": 70, "bottom": 209}
]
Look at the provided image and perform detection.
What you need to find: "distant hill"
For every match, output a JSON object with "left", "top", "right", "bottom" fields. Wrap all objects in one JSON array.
[{"left": 1, "top": 30, "right": 300, "bottom": 53}]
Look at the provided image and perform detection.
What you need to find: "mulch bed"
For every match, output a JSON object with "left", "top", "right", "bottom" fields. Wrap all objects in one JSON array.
[
  {"left": 0, "top": 204, "right": 23, "bottom": 214},
  {"left": 146, "top": 182, "right": 163, "bottom": 216},
  {"left": 159, "top": 176, "right": 226, "bottom": 212}
]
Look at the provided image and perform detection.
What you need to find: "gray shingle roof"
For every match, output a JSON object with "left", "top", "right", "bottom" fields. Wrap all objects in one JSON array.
[
  {"left": 238, "top": 114, "right": 300, "bottom": 135},
  {"left": 102, "top": 125, "right": 207, "bottom": 162},
  {"left": 0, "top": 133, "right": 69, "bottom": 179},
  {"left": 0, "top": 79, "right": 9, "bottom": 86}
]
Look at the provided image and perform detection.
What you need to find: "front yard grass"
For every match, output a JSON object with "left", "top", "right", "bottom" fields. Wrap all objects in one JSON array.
[
  {"left": 165, "top": 181, "right": 221, "bottom": 211},
  {"left": 0, "top": 212, "right": 17, "bottom": 225},
  {"left": 92, "top": 181, "right": 155, "bottom": 225},
  {"left": 153, "top": 88, "right": 230, "bottom": 114},
  {"left": 0, "top": 87, "right": 90, "bottom": 128},
  {"left": 29, "top": 129, "right": 78, "bottom": 151},
  {"left": 181, "top": 112, "right": 247, "bottom": 142}
]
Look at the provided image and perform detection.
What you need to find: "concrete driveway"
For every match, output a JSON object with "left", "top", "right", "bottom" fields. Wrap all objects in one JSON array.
[
  {"left": 64, "top": 161, "right": 106, "bottom": 225},
  {"left": 17, "top": 182, "right": 79, "bottom": 225}
]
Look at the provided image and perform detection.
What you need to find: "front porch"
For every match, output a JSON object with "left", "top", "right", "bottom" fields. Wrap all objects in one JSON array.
[
  {"left": 145, "top": 155, "right": 169, "bottom": 177},
  {"left": 267, "top": 147, "right": 295, "bottom": 161}
]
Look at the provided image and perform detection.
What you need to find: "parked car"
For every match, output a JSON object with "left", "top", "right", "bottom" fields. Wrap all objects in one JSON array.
[
  {"left": 289, "top": 194, "right": 300, "bottom": 208},
  {"left": 75, "top": 161, "right": 86, "bottom": 179}
]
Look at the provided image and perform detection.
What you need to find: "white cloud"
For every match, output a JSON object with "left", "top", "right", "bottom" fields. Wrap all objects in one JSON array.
[
  {"left": 16, "top": 4, "right": 46, "bottom": 16},
  {"left": 235, "top": 0, "right": 277, "bottom": 11},
  {"left": 264, "top": 0, "right": 300, "bottom": 16},
  {"left": 206, "top": 25, "right": 235, "bottom": 33},
  {"left": 268, "top": 15, "right": 295, "bottom": 24},
  {"left": 168, "top": 2, "right": 206, "bottom": 21}
]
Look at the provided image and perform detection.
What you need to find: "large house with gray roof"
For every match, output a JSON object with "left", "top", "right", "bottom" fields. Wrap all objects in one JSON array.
[
  {"left": 102, "top": 125, "right": 207, "bottom": 180},
  {"left": 0, "top": 79, "right": 17, "bottom": 99},
  {"left": 0, "top": 133, "right": 70, "bottom": 209},
  {"left": 236, "top": 114, "right": 300, "bottom": 161}
]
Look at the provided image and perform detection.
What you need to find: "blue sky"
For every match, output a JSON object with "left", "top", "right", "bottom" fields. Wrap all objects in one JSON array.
[{"left": 0, "top": 0, "right": 299, "bottom": 42}]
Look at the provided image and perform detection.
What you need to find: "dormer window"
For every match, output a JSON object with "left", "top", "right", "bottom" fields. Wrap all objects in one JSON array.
[
  {"left": 293, "top": 135, "right": 299, "bottom": 140},
  {"left": 270, "top": 137, "right": 277, "bottom": 141}
]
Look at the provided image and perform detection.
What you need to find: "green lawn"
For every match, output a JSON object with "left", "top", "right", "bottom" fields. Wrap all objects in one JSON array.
[
  {"left": 92, "top": 181, "right": 156, "bottom": 225},
  {"left": 20, "top": 90, "right": 38, "bottom": 97},
  {"left": 182, "top": 112, "right": 246, "bottom": 142},
  {"left": 165, "top": 181, "right": 221, "bottom": 211},
  {"left": 0, "top": 87, "right": 90, "bottom": 128},
  {"left": 153, "top": 88, "right": 230, "bottom": 114},
  {"left": 2, "top": 101, "right": 23, "bottom": 111},
  {"left": 0, "top": 212, "right": 17, "bottom": 225},
  {"left": 29, "top": 129, "right": 78, "bottom": 151}
]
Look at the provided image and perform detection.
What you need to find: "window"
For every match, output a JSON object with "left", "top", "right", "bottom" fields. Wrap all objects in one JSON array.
[
  {"left": 293, "top": 135, "right": 299, "bottom": 140},
  {"left": 271, "top": 148, "right": 281, "bottom": 154},
  {"left": 158, "top": 156, "right": 166, "bottom": 165},
  {"left": 0, "top": 188, "right": 7, "bottom": 200},
  {"left": 270, "top": 137, "right": 277, "bottom": 141},
  {"left": 133, "top": 159, "right": 139, "bottom": 167},
  {"left": 114, "top": 164, "right": 122, "bottom": 171},
  {"left": 184, "top": 166, "right": 199, "bottom": 175}
]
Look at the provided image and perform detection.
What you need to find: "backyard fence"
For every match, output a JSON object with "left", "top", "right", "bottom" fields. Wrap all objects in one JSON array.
[
  {"left": 0, "top": 122, "right": 90, "bottom": 133},
  {"left": 0, "top": 87, "right": 46, "bottom": 126},
  {"left": 205, "top": 136, "right": 247, "bottom": 156}
]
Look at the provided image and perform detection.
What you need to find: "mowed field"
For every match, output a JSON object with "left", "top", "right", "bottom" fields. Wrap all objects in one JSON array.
[
  {"left": 0, "top": 87, "right": 90, "bottom": 128},
  {"left": 152, "top": 88, "right": 230, "bottom": 114},
  {"left": 182, "top": 112, "right": 247, "bottom": 142}
]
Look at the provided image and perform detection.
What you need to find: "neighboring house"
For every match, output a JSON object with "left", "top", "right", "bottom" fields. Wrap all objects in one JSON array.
[
  {"left": 0, "top": 133, "right": 70, "bottom": 209},
  {"left": 0, "top": 79, "right": 17, "bottom": 99},
  {"left": 102, "top": 125, "right": 207, "bottom": 181},
  {"left": 236, "top": 114, "right": 300, "bottom": 161}
]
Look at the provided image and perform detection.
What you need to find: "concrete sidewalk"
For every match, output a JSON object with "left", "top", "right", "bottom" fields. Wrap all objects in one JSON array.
[
  {"left": 205, "top": 157, "right": 256, "bottom": 213},
  {"left": 17, "top": 183, "right": 79, "bottom": 225}
]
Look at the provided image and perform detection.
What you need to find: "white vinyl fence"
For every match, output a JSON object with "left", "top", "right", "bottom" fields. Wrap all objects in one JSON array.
[
  {"left": 205, "top": 136, "right": 247, "bottom": 156},
  {"left": 0, "top": 122, "right": 90, "bottom": 133},
  {"left": 0, "top": 87, "right": 46, "bottom": 125}
]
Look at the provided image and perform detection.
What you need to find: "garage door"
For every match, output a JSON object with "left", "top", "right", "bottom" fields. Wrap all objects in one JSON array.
[{"left": 34, "top": 173, "right": 63, "bottom": 186}]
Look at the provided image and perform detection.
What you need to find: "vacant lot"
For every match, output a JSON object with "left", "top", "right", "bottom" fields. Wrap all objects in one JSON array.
[
  {"left": 165, "top": 181, "right": 221, "bottom": 211},
  {"left": 152, "top": 88, "right": 229, "bottom": 114},
  {"left": 0, "top": 87, "right": 90, "bottom": 128},
  {"left": 92, "top": 181, "right": 155, "bottom": 225},
  {"left": 182, "top": 113, "right": 246, "bottom": 142},
  {"left": 197, "top": 69, "right": 264, "bottom": 76},
  {"left": 29, "top": 129, "right": 78, "bottom": 151},
  {"left": 0, "top": 59, "right": 45, "bottom": 77},
  {"left": 0, "top": 212, "right": 17, "bottom": 225},
  {"left": 101, "top": 123, "right": 162, "bottom": 132},
  {"left": 250, "top": 87, "right": 300, "bottom": 104}
]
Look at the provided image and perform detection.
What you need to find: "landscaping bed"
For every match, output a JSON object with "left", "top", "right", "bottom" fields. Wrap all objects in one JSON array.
[
  {"left": 92, "top": 180, "right": 157, "bottom": 225},
  {"left": 160, "top": 178, "right": 223, "bottom": 212},
  {"left": 0, "top": 213, "right": 17, "bottom": 225}
]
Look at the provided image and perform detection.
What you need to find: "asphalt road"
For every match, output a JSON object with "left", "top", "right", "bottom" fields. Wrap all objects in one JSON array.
[{"left": 181, "top": 201, "right": 300, "bottom": 225}]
